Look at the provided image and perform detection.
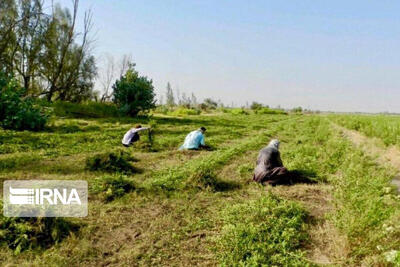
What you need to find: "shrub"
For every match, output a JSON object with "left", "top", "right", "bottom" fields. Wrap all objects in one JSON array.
[
  {"left": 168, "top": 107, "right": 201, "bottom": 116},
  {"left": 250, "top": 101, "right": 263, "bottom": 110},
  {"left": 291, "top": 106, "right": 303, "bottom": 113},
  {"left": 53, "top": 101, "right": 120, "bottom": 118},
  {"left": 153, "top": 105, "right": 169, "bottom": 115},
  {"left": 229, "top": 108, "right": 249, "bottom": 115},
  {"left": 200, "top": 98, "right": 218, "bottom": 110},
  {"left": 85, "top": 150, "right": 137, "bottom": 173},
  {"left": 0, "top": 73, "right": 47, "bottom": 131},
  {"left": 112, "top": 64, "right": 156, "bottom": 116},
  {"left": 92, "top": 174, "right": 136, "bottom": 202},
  {"left": 0, "top": 202, "right": 79, "bottom": 254},
  {"left": 254, "top": 107, "right": 287, "bottom": 115},
  {"left": 214, "top": 194, "right": 309, "bottom": 266}
]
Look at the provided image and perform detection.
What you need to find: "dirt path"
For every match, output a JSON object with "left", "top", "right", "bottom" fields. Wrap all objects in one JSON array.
[
  {"left": 270, "top": 184, "right": 348, "bottom": 265},
  {"left": 334, "top": 124, "right": 400, "bottom": 193}
]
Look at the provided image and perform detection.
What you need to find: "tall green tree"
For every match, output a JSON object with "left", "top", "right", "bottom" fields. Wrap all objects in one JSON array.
[
  {"left": 112, "top": 64, "right": 156, "bottom": 116},
  {"left": 40, "top": 2, "right": 96, "bottom": 101},
  {"left": 0, "top": 0, "right": 97, "bottom": 102},
  {"left": 0, "top": 0, "right": 18, "bottom": 73}
]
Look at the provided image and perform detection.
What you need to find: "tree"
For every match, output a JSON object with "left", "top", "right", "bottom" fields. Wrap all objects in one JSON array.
[
  {"left": 0, "top": 71, "right": 47, "bottom": 131},
  {"left": 190, "top": 92, "right": 197, "bottom": 107},
  {"left": 12, "top": 0, "right": 47, "bottom": 95},
  {"left": 0, "top": 0, "right": 97, "bottom": 102},
  {"left": 98, "top": 54, "right": 115, "bottom": 102},
  {"left": 165, "top": 82, "right": 175, "bottom": 107},
  {"left": 202, "top": 98, "right": 218, "bottom": 109},
  {"left": 40, "top": 1, "right": 96, "bottom": 101},
  {"left": 112, "top": 64, "right": 156, "bottom": 116},
  {"left": 0, "top": 0, "right": 18, "bottom": 73},
  {"left": 250, "top": 101, "right": 263, "bottom": 110},
  {"left": 97, "top": 54, "right": 133, "bottom": 102}
]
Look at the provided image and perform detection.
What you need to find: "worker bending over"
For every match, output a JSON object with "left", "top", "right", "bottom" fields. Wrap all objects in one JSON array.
[
  {"left": 253, "top": 139, "right": 291, "bottom": 185},
  {"left": 122, "top": 124, "right": 149, "bottom": 147},
  {"left": 179, "top": 127, "right": 210, "bottom": 150}
]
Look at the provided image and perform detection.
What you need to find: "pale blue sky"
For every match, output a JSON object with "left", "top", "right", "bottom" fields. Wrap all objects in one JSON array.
[{"left": 55, "top": 0, "right": 400, "bottom": 112}]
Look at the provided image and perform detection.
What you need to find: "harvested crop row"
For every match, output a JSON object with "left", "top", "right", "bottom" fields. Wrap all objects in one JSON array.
[{"left": 145, "top": 117, "right": 298, "bottom": 192}]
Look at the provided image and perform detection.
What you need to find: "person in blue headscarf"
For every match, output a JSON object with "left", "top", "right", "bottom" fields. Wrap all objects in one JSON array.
[{"left": 179, "top": 127, "right": 208, "bottom": 150}]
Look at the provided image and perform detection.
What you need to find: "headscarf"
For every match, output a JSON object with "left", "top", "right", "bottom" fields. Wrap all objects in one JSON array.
[{"left": 268, "top": 139, "right": 280, "bottom": 150}]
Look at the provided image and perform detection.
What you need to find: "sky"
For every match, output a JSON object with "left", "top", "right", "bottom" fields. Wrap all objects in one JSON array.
[{"left": 53, "top": 0, "right": 400, "bottom": 112}]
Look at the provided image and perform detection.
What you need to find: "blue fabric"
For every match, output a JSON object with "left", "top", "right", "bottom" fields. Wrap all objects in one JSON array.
[{"left": 179, "top": 130, "right": 205, "bottom": 150}]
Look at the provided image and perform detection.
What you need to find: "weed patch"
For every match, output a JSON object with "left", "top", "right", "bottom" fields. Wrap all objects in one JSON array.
[
  {"left": 214, "top": 194, "right": 309, "bottom": 266},
  {"left": 0, "top": 207, "right": 79, "bottom": 254},
  {"left": 85, "top": 150, "right": 138, "bottom": 173},
  {"left": 92, "top": 174, "right": 136, "bottom": 202}
]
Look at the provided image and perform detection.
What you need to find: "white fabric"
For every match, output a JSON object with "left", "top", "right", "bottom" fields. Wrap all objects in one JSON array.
[
  {"left": 268, "top": 139, "right": 280, "bottom": 150},
  {"left": 122, "top": 127, "right": 148, "bottom": 145}
]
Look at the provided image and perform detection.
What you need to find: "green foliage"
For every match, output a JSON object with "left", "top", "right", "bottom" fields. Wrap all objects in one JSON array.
[
  {"left": 250, "top": 101, "right": 264, "bottom": 110},
  {"left": 200, "top": 98, "right": 218, "bottom": 110},
  {"left": 148, "top": 128, "right": 273, "bottom": 191},
  {"left": 1, "top": 1, "right": 97, "bottom": 101},
  {"left": 214, "top": 194, "right": 309, "bottom": 266},
  {"left": 254, "top": 107, "right": 287, "bottom": 115},
  {"left": 168, "top": 107, "right": 201, "bottom": 116},
  {"left": 229, "top": 108, "right": 249, "bottom": 115},
  {"left": 2, "top": 111, "right": 400, "bottom": 265},
  {"left": 331, "top": 114, "right": 400, "bottom": 147},
  {"left": 85, "top": 150, "right": 137, "bottom": 173},
  {"left": 53, "top": 101, "right": 120, "bottom": 118},
  {"left": 0, "top": 204, "right": 78, "bottom": 254},
  {"left": 112, "top": 64, "right": 156, "bottom": 116},
  {"left": 0, "top": 74, "right": 47, "bottom": 131},
  {"left": 92, "top": 174, "right": 136, "bottom": 202},
  {"left": 291, "top": 106, "right": 303, "bottom": 113},
  {"left": 330, "top": 144, "right": 400, "bottom": 262}
]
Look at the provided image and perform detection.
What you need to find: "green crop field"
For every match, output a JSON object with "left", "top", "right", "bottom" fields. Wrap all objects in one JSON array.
[{"left": 1, "top": 113, "right": 400, "bottom": 266}]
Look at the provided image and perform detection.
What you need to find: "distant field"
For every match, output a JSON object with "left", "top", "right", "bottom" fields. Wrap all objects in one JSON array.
[
  {"left": 331, "top": 114, "right": 400, "bottom": 147},
  {"left": 1, "top": 113, "right": 399, "bottom": 266}
]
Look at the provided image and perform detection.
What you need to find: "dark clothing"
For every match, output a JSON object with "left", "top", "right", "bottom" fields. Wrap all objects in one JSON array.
[
  {"left": 131, "top": 132, "right": 140, "bottom": 143},
  {"left": 253, "top": 146, "right": 290, "bottom": 184},
  {"left": 122, "top": 132, "right": 139, "bottom": 147}
]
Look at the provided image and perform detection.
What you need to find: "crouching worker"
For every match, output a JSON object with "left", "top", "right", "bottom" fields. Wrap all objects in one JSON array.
[
  {"left": 253, "top": 139, "right": 291, "bottom": 185},
  {"left": 179, "top": 127, "right": 210, "bottom": 150},
  {"left": 122, "top": 124, "right": 149, "bottom": 147}
]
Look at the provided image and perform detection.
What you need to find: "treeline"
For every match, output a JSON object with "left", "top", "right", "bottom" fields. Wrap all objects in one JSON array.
[
  {"left": 0, "top": 0, "right": 96, "bottom": 102},
  {"left": 0, "top": 1, "right": 158, "bottom": 130},
  {"left": 162, "top": 82, "right": 222, "bottom": 111}
]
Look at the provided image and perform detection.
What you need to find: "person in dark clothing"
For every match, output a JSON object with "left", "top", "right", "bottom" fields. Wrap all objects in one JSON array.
[{"left": 253, "top": 139, "right": 291, "bottom": 185}]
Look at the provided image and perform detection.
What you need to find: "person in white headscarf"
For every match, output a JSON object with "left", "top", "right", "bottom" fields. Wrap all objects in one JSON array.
[{"left": 253, "top": 139, "right": 290, "bottom": 185}]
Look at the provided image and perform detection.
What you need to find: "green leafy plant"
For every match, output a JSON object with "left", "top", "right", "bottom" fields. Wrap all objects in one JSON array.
[
  {"left": 92, "top": 174, "right": 136, "bottom": 202},
  {"left": 0, "top": 202, "right": 79, "bottom": 255},
  {"left": 53, "top": 101, "right": 120, "bottom": 118},
  {"left": 214, "top": 194, "right": 309, "bottom": 266},
  {"left": 0, "top": 73, "right": 48, "bottom": 131},
  {"left": 85, "top": 150, "right": 137, "bottom": 173},
  {"left": 112, "top": 64, "right": 156, "bottom": 117}
]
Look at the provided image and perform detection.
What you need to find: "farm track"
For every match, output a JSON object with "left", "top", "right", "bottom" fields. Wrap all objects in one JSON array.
[{"left": 334, "top": 123, "right": 400, "bottom": 193}]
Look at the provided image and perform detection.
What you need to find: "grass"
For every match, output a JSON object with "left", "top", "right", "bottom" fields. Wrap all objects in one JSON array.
[
  {"left": 0, "top": 112, "right": 399, "bottom": 266},
  {"left": 330, "top": 114, "right": 400, "bottom": 147},
  {"left": 214, "top": 194, "right": 309, "bottom": 266}
]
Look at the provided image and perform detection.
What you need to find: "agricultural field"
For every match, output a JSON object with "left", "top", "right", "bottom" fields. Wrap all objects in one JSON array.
[{"left": 1, "top": 112, "right": 400, "bottom": 266}]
